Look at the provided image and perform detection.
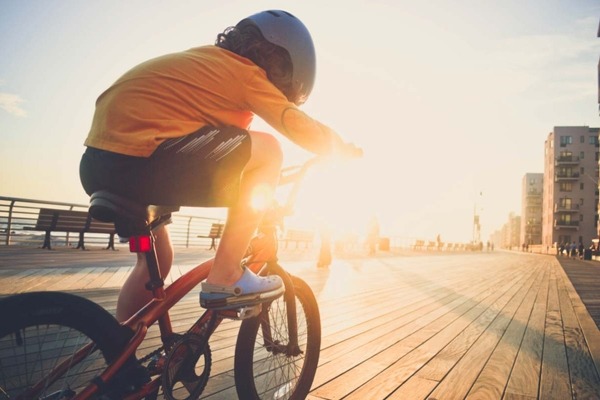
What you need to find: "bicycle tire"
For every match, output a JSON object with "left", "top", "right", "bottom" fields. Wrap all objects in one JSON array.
[
  {"left": 0, "top": 291, "right": 132, "bottom": 399},
  {"left": 234, "top": 274, "right": 321, "bottom": 400}
]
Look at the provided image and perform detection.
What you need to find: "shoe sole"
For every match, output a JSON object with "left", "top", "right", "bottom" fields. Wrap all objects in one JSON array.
[{"left": 200, "top": 286, "right": 285, "bottom": 310}]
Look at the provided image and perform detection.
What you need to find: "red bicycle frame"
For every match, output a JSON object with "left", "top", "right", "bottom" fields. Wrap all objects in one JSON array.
[{"left": 71, "top": 159, "right": 316, "bottom": 399}]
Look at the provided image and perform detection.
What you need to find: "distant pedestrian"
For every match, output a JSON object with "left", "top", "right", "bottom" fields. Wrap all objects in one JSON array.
[
  {"left": 317, "top": 225, "right": 332, "bottom": 268},
  {"left": 366, "top": 217, "right": 380, "bottom": 256},
  {"left": 569, "top": 241, "right": 577, "bottom": 258}
]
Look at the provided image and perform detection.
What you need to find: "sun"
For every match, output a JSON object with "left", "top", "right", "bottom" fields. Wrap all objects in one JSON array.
[{"left": 281, "top": 156, "right": 381, "bottom": 243}]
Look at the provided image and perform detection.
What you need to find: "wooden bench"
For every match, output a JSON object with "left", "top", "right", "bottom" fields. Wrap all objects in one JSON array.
[
  {"left": 24, "top": 208, "right": 116, "bottom": 250},
  {"left": 281, "top": 229, "right": 315, "bottom": 249},
  {"left": 413, "top": 239, "right": 425, "bottom": 250},
  {"left": 197, "top": 223, "right": 224, "bottom": 250}
]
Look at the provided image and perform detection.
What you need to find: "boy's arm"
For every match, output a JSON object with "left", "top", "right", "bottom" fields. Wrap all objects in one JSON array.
[
  {"left": 279, "top": 106, "right": 346, "bottom": 155},
  {"left": 247, "top": 74, "right": 346, "bottom": 155}
]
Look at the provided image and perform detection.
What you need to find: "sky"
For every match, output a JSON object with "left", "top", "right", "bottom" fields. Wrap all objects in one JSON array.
[{"left": 1, "top": 0, "right": 599, "bottom": 243}]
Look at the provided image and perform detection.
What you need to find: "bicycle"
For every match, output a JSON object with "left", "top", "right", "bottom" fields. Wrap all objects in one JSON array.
[{"left": 0, "top": 155, "right": 331, "bottom": 400}]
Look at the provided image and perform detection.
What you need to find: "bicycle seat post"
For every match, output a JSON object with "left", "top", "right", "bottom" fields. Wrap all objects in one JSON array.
[
  {"left": 127, "top": 231, "right": 165, "bottom": 297},
  {"left": 129, "top": 230, "right": 174, "bottom": 335}
]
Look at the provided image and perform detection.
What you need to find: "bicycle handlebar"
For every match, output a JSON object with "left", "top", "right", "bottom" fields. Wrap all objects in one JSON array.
[{"left": 277, "top": 143, "right": 363, "bottom": 216}]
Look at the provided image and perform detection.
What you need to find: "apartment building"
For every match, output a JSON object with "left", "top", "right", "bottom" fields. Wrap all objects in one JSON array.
[
  {"left": 542, "top": 126, "right": 600, "bottom": 249},
  {"left": 520, "top": 173, "right": 543, "bottom": 246}
]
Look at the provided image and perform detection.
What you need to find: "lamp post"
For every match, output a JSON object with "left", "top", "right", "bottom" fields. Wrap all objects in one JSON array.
[{"left": 473, "top": 191, "right": 483, "bottom": 247}]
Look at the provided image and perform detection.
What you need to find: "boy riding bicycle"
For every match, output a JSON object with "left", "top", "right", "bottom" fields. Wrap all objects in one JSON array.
[{"left": 79, "top": 10, "right": 358, "bottom": 322}]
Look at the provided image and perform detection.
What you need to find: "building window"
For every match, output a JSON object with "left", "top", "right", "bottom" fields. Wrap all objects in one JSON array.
[
  {"left": 560, "top": 150, "right": 572, "bottom": 158},
  {"left": 590, "top": 136, "right": 598, "bottom": 145},
  {"left": 559, "top": 214, "right": 573, "bottom": 223},
  {"left": 557, "top": 167, "right": 578, "bottom": 178},
  {"left": 580, "top": 198, "right": 584, "bottom": 205},
  {"left": 559, "top": 197, "right": 572, "bottom": 209},
  {"left": 581, "top": 135, "right": 585, "bottom": 143},
  {"left": 560, "top": 136, "right": 572, "bottom": 146},
  {"left": 580, "top": 151, "right": 585, "bottom": 159},
  {"left": 581, "top": 167, "right": 585, "bottom": 174},
  {"left": 559, "top": 182, "right": 573, "bottom": 192},
  {"left": 581, "top": 182, "right": 584, "bottom": 190}
]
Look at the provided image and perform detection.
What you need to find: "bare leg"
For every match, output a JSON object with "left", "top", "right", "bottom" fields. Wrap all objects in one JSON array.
[
  {"left": 116, "top": 224, "right": 174, "bottom": 322},
  {"left": 206, "top": 131, "right": 282, "bottom": 286}
]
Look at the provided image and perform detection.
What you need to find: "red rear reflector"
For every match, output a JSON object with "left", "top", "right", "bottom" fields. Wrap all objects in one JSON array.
[{"left": 129, "top": 236, "right": 152, "bottom": 252}]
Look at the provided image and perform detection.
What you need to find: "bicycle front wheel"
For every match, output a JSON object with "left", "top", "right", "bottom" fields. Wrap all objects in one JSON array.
[
  {"left": 234, "top": 274, "right": 321, "bottom": 400},
  {"left": 0, "top": 291, "right": 130, "bottom": 399}
]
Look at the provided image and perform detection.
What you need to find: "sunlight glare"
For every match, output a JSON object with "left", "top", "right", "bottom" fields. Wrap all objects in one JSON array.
[
  {"left": 286, "top": 156, "right": 381, "bottom": 244},
  {"left": 251, "top": 184, "right": 274, "bottom": 212}
]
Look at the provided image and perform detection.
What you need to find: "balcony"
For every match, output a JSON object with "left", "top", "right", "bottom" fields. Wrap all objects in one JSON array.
[
  {"left": 554, "top": 203, "right": 580, "bottom": 213},
  {"left": 554, "top": 155, "right": 579, "bottom": 165},
  {"left": 554, "top": 220, "right": 579, "bottom": 229},
  {"left": 555, "top": 172, "right": 580, "bottom": 181},
  {"left": 526, "top": 190, "right": 542, "bottom": 198},
  {"left": 525, "top": 198, "right": 543, "bottom": 206}
]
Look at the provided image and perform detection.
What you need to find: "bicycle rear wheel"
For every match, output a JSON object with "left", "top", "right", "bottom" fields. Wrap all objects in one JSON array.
[
  {"left": 234, "top": 274, "right": 321, "bottom": 400},
  {"left": 0, "top": 291, "right": 131, "bottom": 399}
]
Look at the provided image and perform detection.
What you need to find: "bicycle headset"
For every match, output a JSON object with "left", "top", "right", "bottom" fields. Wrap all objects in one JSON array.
[{"left": 237, "top": 10, "right": 316, "bottom": 105}]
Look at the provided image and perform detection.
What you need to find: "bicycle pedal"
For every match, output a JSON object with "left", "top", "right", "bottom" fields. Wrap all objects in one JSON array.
[
  {"left": 146, "top": 352, "right": 166, "bottom": 375},
  {"left": 222, "top": 304, "right": 262, "bottom": 320}
]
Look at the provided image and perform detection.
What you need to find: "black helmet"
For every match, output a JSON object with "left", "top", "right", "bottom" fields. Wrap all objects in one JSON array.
[{"left": 238, "top": 10, "right": 316, "bottom": 105}]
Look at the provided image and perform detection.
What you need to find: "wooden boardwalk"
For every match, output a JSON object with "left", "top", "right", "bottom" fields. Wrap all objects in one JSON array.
[{"left": 1, "top": 247, "right": 600, "bottom": 399}]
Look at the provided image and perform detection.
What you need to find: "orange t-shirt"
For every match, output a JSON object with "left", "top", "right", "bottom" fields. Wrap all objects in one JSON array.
[{"left": 85, "top": 45, "right": 340, "bottom": 157}]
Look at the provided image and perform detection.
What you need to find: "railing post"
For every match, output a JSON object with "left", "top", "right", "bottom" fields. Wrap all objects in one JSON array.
[
  {"left": 6, "top": 200, "right": 16, "bottom": 246},
  {"left": 186, "top": 217, "right": 192, "bottom": 248},
  {"left": 65, "top": 205, "right": 75, "bottom": 247}
]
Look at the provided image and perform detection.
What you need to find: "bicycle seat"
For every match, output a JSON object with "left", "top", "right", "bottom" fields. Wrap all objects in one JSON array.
[{"left": 89, "top": 190, "right": 179, "bottom": 237}]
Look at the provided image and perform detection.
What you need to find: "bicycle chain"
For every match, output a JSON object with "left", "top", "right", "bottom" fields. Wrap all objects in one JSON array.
[{"left": 139, "top": 332, "right": 183, "bottom": 365}]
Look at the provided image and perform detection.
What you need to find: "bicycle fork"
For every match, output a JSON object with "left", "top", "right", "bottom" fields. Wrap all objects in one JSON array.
[{"left": 262, "top": 262, "right": 301, "bottom": 357}]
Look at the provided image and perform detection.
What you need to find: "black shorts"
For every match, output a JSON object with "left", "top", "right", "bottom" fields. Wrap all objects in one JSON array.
[{"left": 80, "top": 126, "right": 251, "bottom": 207}]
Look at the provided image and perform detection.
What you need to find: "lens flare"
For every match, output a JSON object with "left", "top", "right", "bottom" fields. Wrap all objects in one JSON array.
[{"left": 251, "top": 184, "right": 274, "bottom": 211}]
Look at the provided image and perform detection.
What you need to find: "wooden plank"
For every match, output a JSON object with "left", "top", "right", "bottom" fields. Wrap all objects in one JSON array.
[
  {"left": 539, "top": 266, "right": 571, "bottom": 399},
  {"left": 419, "top": 264, "right": 539, "bottom": 382},
  {"left": 504, "top": 263, "right": 550, "bottom": 398},
  {"left": 82, "top": 267, "right": 115, "bottom": 289},
  {"left": 0, "top": 268, "right": 42, "bottom": 294},
  {"left": 465, "top": 267, "right": 546, "bottom": 400},
  {"left": 385, "top": 375, "right": 438, "bottom": 400},
  {"left": 317, "top": 275, "right": 490, "bottom": 365},
  {"left": 556, "top": 263, "right": 600, "bottom": 397},
  {"left": 423, "top": 264, "right": 542, "bottom": 400},
  {"left": 101, "top": 266, "right": 133, "bottom": 288},
  {"left": 45, "top": 267, "right": 98, "bottom": 291},
  {"left": 556, "top": 258, "right": 600, "bottom": 380},
  {"left": 558, "top": 258, "right": 600, "bottom": 329},
  {"left": 342, "top": 262, "right": 536, "bottom": 399},
  {"left": 315, "top": 262, "right": 533, "bottom": 399},
  {"left": 11, "top": 268, "right": 71, "bottom": 293},
  {"left": 503, "top": 394, "right": 537, "bottom": 400},
  {"left": 312, "top": 267, "right": 514, "bottom": 392}
]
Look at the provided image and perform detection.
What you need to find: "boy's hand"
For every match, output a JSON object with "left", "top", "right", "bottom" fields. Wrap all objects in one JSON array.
[{"left": 340, "top": 142, "right": 363, "bottom": 159}]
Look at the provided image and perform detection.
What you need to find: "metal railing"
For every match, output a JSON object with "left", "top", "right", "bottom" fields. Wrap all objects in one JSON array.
[
  {"left": 0, "top": 196, "right": 224, "bottom": 249},
  {"left": 1, "top": 196, "right": 423, "bottom": 253}
]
